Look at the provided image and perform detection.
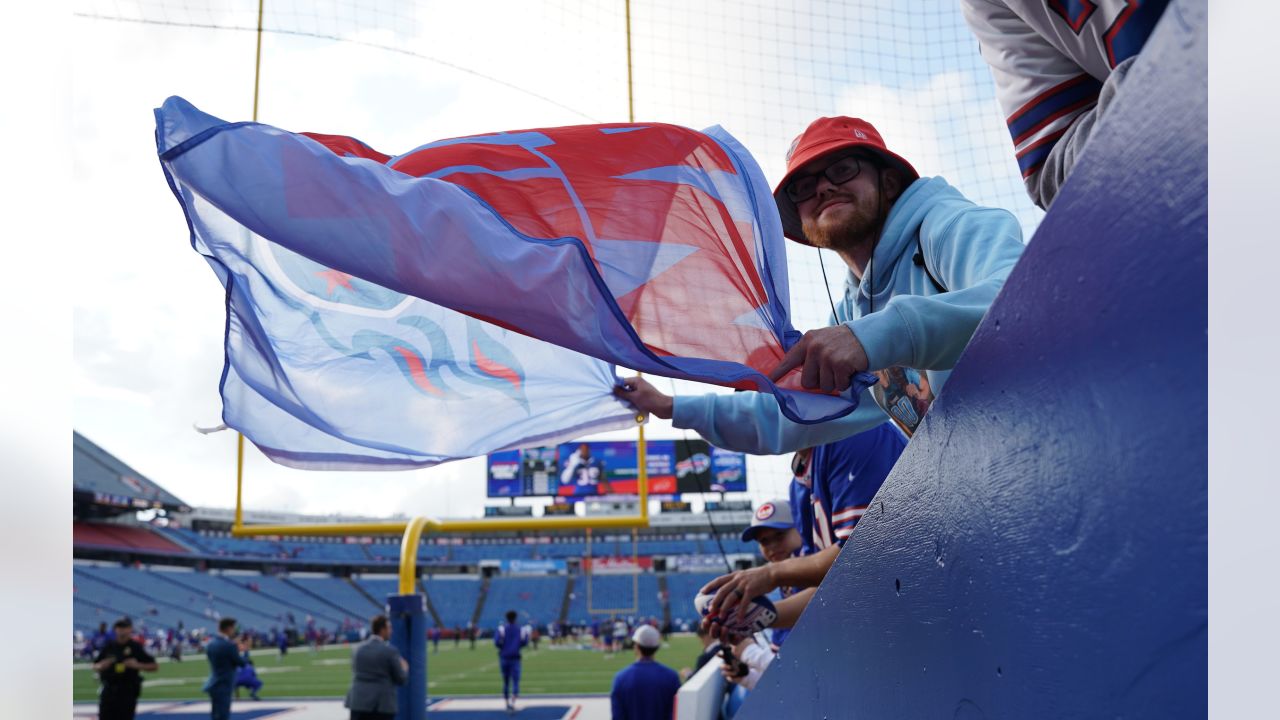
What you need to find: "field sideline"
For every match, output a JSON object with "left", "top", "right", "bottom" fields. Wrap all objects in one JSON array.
[{"left": 74, "top": 635, "right": 704, "bottom": 702}]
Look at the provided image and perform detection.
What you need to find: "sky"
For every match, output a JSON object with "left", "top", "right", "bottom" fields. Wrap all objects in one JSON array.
[{"left": 70, "top": 0, "right": 1040, "bottom": 520}]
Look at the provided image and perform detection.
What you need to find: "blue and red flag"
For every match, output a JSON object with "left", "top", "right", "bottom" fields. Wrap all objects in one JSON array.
[{"left": 156, "top": 97, "right": 870, "bottom": 465}]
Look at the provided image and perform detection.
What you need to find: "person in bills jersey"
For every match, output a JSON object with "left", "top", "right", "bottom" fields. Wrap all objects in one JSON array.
[
  {"left": 560, "top": 443, "right": 609, "bottom": 495},
  {"left": 700, "top": 428, "right": 905, "bottom": 638},
  {"left": 738, "top": 497, "right": 808, "bottom": 650},
  {"left": 961, "top": 0, "right": 1172, "bottom": 208},
  {"left": 493, "top": 610, "right": 530, "bottom": 713},
  {"left": 718, "top": 497, "right": 811, "bottom": 693}
]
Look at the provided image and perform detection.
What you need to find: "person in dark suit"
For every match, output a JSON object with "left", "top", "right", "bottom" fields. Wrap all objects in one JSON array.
[
  {"left": 203, "top": 618, "right": 244, "bottom": 720},
  {"left": 345, "top": 614, "right": 409, "bottom": 720}
]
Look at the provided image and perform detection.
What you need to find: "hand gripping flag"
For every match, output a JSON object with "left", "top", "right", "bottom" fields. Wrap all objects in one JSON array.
[{"left": 156, "top": 97, "right": 874, "bottom": 439}]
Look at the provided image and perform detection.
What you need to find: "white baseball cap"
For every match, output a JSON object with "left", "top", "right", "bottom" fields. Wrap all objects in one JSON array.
[
  {"left": 741, "top": 498, "right": 795, "bottom": 542},
  {"left": 632, "top": 624, "right": 661, "bottom": 649}
]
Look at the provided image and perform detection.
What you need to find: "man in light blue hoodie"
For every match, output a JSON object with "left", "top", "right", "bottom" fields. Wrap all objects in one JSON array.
[
  {"left": 617, "top": 117, "right": 1025, "bottom": 625},
  {"left": 617, "top": 115, "right": 1025, "bottom": 450}
]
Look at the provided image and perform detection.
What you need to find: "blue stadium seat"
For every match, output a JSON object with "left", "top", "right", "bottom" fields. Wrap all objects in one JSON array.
[
  {"left": 565, "top": 573, "right": 664, "bottom": 625},
  {"left": 662, "top": 572, "right": 722, "bottom": 627},
  {"left": 286, "top": 576, "right": 381, "bottom": 618},
  {"left": 422, "top": 576, "right": 483, "bottom": 628},
  {"left": 476, "top": 576, "right": 568, "bottom": 630}
]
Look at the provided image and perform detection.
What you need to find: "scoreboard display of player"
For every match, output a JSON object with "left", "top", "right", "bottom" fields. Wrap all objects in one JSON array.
[{"left": 486, "top": 439, "right": 747, "bottom": 497}]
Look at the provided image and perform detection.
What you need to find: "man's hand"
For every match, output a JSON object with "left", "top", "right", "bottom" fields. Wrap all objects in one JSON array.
[
  {"left": 699, "top": 566, "right": 777, "bottom": 637},
  {"left": 613, "top": 376, "right": 674, "bottom": 419},
  {"left": 769, "top": 325, "right": 870, "bottom": 392},
  {"left": 720, "top": 658, "right": 749, "bottom": 685},
  {"left": 122, "top": 658, "right": 142, "bottom": 670}
]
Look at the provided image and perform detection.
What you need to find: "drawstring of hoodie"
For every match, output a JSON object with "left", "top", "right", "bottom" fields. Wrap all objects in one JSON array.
[{"left": 817, "top": 160, "right": 891, "bottom": 324}]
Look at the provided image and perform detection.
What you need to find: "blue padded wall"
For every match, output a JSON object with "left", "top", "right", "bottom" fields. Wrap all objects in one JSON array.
[{"left": 741, "top": 2, "right": 1206, "bottom": 718}]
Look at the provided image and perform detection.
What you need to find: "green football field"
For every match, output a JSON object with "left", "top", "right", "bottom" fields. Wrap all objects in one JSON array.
[{"left": 74, "top": 635, "right": 703, "bottom": 702}]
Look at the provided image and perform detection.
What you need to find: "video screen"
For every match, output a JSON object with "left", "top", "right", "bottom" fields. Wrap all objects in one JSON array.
[{"left": 486, "top": 439, "right": 746, "bottom": 497}]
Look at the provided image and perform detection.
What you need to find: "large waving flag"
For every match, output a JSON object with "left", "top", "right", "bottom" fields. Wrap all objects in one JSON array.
[
  {"left": 208, "top": 239, "right": 637, "bottom": 470},
  {"left": 161, "top": 142, "right": 638, "bottom": 471},
  {"left": 157, "top": 97, "right": 873, "bottom": 433}
]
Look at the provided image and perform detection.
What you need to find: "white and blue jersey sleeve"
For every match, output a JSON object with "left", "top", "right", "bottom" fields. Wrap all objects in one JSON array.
[
  {"left": 960, "top": 0, "right": 1169, "bottom": 208},
  {"left": 809, "top": 424, "right": 906, "bottom": 549}
]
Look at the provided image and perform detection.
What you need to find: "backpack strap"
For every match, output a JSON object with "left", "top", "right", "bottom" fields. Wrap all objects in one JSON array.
[{"left": 912, "top": 233, "right": 947, "bottom": 293}]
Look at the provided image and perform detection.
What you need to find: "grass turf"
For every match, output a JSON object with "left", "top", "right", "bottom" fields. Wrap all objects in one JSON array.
[{"left": 74, "top": 636, "right": 703, "bottom": 702}]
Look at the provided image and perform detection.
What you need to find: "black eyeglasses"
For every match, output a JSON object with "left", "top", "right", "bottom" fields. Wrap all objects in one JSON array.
[{"left": 784, "top": 155, "right": 870, "bottom": 204}]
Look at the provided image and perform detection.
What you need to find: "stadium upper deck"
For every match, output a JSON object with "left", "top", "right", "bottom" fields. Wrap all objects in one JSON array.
[{"left": 73, "top": 432, "right": 759, "bottom": 642}]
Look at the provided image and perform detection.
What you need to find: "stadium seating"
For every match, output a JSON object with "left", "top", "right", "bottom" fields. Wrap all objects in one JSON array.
[
  {"left": 539, "top": 541, "right": 588, "bottom": 559},
  {"left": 74, "top": 522, "right": 188, "bottom": 554},
  {"left": 565, "top": 573, "right": 663, "bottom": 625},
  {"left": 203, "top": 572, "right": 351, "bottom": 627},
  {"left": 448, "top": 543, "right": 534, "bottom": 563},
  {"left": 284, "top": 540, "right": 373, "bottom": 564},
  {"left": 132, "top": 569, "right": 291, "bottom": 631},
  {"left": 634, "top": 538, "right": 702, "bottom": 556},
  {"left": 73, "top": 559, "right": 740, "bottom": 638},
  {"left": 285, "top": 575, "right": 381, "bottom": 618},
  {"left": 367, "top": 541, "right": 450, "bottom": 563},
  {"left": 476, "top": 575, "right": 568, "bottom": 630},
  {"left": 72, "top": 525, "right": 760, "bottom": 639},
  {"left": 423, "top": 576, "right": 483, "bottom": 628},
  {"left": 662, "top": 572, "right": 722, "bottom": 627},
  {"left": 163, "top": 527, "right": 288, "bottom": 558},
  {"left": 352, "top": 575, "right": 402, "bottom": 605},
  {"left": 635, "top": 573, "right": 663, "bottom": 619},
  {"left": 115, "top": 527, "right": 752, "bottom": 568},
  {"left": 73, "top": 565, "right": 222, "bottom": 633},
  {"left": 247, "top": 574, "right": 369, "bottom": 626}
]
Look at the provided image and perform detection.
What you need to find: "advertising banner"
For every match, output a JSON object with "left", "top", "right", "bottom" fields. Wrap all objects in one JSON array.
[
  {"left": 500, "top": 559, "right": 567, "bottom": 574},
  {"left": 582, "top": 556, "right": 653, "bottom": 574},
  {"left": 674, "top": 555, "right": 737, "bottom": 572}
]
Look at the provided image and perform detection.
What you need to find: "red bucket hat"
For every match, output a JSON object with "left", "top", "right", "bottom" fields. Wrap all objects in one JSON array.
[{"left": 774, "top": 117, "right": 919, "bottom": 245}]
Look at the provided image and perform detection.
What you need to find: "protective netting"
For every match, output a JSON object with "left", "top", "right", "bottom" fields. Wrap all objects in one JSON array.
[{"left": 74, "top": 0, "right": 1040, "bottom": 501}]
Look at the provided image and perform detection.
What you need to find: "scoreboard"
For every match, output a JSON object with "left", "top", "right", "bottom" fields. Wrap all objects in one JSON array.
[{"left": 487, "top": 438, "right": 747, "bottom": 498}]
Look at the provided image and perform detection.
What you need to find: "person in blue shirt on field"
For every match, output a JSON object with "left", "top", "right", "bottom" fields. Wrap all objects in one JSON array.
[
  {"left": 616, "top": 115, "right": 1026, "bottom": 450},
  {"left": 233, "top": 637, "right": 263, "bottom": 701},
  {"left": 202, "top": 618, "right": 245, "bottom": 720},
  {"left": 494, "top": 610, "right": 530, "bottom": 713},
  {"left": 611, "top": 624, "right": 682, "bottom": 720}
]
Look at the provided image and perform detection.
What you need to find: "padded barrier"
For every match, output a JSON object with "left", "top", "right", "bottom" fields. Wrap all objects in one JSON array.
[{"left": 740, "top": 2, "right": 1207, "bottom": 717}]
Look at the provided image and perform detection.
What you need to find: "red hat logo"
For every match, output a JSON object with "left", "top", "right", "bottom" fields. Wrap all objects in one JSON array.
[{"left": 755, "top": 502, "right": 776, "bottom": 521}]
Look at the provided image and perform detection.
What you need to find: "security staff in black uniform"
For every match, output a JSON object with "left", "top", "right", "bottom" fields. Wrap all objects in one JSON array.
[{"left": 92, "top": 617, "right": 158, "bottom": 720}]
